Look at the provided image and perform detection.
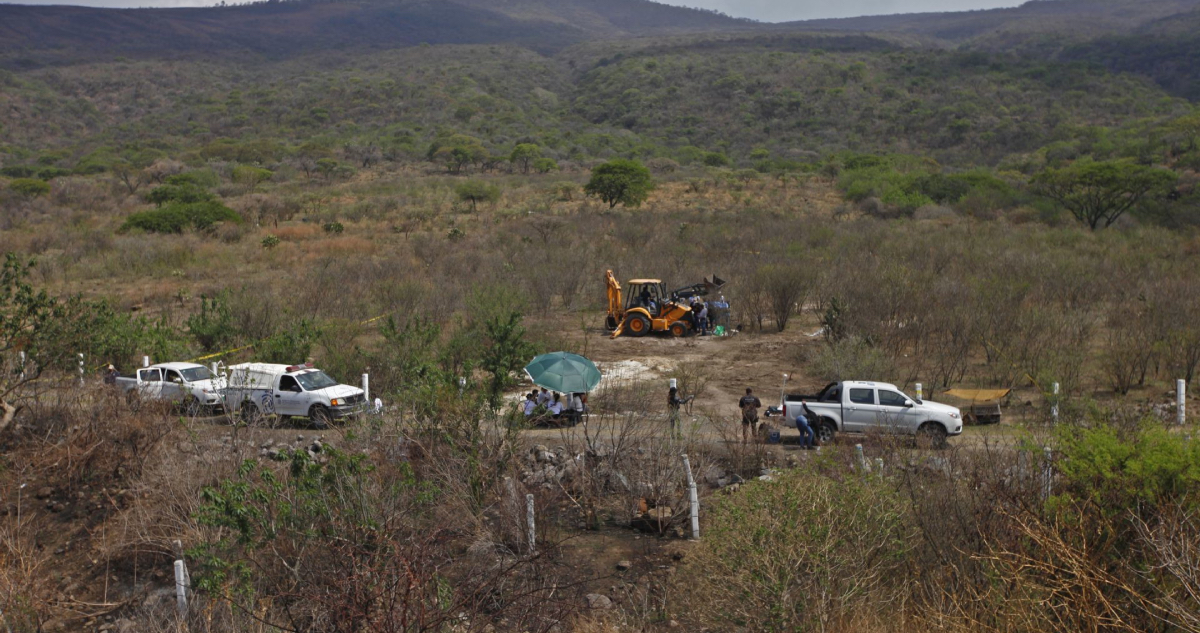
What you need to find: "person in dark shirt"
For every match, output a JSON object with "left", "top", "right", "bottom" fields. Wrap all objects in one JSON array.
[
  {"left": 739, "top": 388, "right": 762, "bottom": 442},
  {"left": 795, "top": 399, "right": 817, "bottom": 449}
]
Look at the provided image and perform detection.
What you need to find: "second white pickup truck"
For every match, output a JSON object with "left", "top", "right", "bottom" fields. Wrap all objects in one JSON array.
[
  {"left": 223, "top": 362, "right": 366, "bottom": 426},
  {"left": 116, "top": 362, "right": 225, "bottom": 414},
  {"left": 779, "top": 381, "right": 963, "bottom": 447}
]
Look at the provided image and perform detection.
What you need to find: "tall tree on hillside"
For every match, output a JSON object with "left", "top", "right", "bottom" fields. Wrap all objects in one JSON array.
[
  {"left": 510, "top": 143, "right": 542, "bottom": 174},
  {"left": 1031, "top": 159, "right": 1176, "bottom": 230},
  {"left": 584, "top": 159, "right": 655, "bottom": 209}
]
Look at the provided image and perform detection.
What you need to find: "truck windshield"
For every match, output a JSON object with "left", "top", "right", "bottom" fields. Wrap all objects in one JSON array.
[
  {"left": 179, "top": 367, "right": 213, "bottom": 382},
  {"left": 296, "top": 371, "right": 338, "bottom": 391}
]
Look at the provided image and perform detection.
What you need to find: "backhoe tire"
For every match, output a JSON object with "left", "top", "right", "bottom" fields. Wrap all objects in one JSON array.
[
  {"left": 669, "top": 321, "right": 688, "bottom": 337},
  {"left": 626, "top": 314, "right": 651, "bottom": 337}
]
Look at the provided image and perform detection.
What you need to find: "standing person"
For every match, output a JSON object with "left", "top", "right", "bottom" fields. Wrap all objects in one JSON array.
[
  {"left": 668, "top": 386, "right": 685, "bottom": 438},
  {"left": 697, "top": 300, "right": 710, "bottom": 336},
  {"left": 794, "top": 399, "right": 815, "bottom": 449},
  {"left": 104, "top": 364, "right": 119, "bottom": 385},
  {"left": 568, "top": 392, "right": 585, "bottom": 425},
  {"left": 739, "top": 388, "right": 762, "bottom": 442}
]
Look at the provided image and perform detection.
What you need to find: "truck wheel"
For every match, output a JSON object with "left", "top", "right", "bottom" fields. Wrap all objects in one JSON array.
[
  {"left": 183, "top": 395, "right": 204, "bottom": 417},
  {"left": 240, "top": 402, "right": 260, "bottom": 425},
  {"left": 626, "top": 314, "right": 651, "bottom": 337},
  {"left": 125, "top": 391, "right": 142, "bottom": 413},
  {"left": 815, "top": 420, "right": 836, "bottom": 445},
  {"left": 917, "top": 423, "right": 948, "bottom": 449},
  {"left": 669, "top": 321, "right": 689, "bottom": 337},
  {"left": 309, "top": 405, "right": 332, "bottom": 429}
]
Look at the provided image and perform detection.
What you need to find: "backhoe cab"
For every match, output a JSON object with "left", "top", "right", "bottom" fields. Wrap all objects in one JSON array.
[{"left": 605, "top": 270, "right": 725, "bottom": 338}]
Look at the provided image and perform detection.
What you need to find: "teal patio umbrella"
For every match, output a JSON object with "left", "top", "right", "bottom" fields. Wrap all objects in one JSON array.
[{"left": 524, "top": 352, "right": 602, "bottom": 394}]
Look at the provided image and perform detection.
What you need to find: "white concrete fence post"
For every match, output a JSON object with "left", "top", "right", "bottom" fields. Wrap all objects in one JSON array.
[
  {"left": 855, "top": 444, "right": 868, "bottom": 473},
  {"left": 914, "top": 383, "right": 923, "bottom": 401},
  {"left": 1051, "top": 383, "right": 1060, "bottom": 421},
  {"left": 1178, "top": 379, "right": 1186, "bottom": 426},
  {"left": 174, "top": 559, "right": 189, "bottom": 616},
  {"left": 18, "top": 350, "right": 26, "bottom": 380},
  {"left": 1042, "top": 447, "right": 1054, "bottom": 500},
  {"left": 77, "top": 353, "right": 85, "bottom": 385},
  {"left": 526, "top": 493, "right": 536, "bottom": 553},
  {"left": 362, "top": 373, "right": 369, "bottom": 403},
  {"left": 143, "top": 355, "right": 150, "bottom": 368},
  {"left": 681, "top": 454, "right": 700, "bottom": 540}
]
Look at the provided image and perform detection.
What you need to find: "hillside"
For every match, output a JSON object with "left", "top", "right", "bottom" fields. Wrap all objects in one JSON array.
[
  {"left": 0, "top": 0, "right": 751, "bottom": 66},
  {"left": 789, "top": 0, "right": 1200, "bottom": 46}
]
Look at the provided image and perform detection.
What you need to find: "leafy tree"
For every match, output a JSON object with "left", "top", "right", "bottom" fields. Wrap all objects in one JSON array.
[
  {"left": 186, "top": 293, "right": 236, "bottom": 353},
  {"left": 703, "top": 152, "right": 733, "bottom": 167},
  {"left": 510, "top": 143, "right": 542, "bottom": 174},
  {"left": 532, "top": 157, "right": 559, "bottom": 174},
  {"left": 231, "top": 165, "right": 273, "bottom": 191},
  {"left": 583, "top": 159, "right": 655, "bottom": 209},
  {"left": 428, "top": 134, "right": 488, "bottom": 173},
  {"left": 454, "top": 179, "right": 501, "bottom": 212},
  {"left": 258, "top": 318, "right": 321, "bottom": 364},
  {"left": 0, "top": 165, "right": 36, "bottom": 178},
  {"left": 121, "top": 201, "right": 242, "bottom": 234},
  {"left": 480, "top": 311, "right": 535, "bottom": 410},
  {"left": 1031, "top": 159, "right": 1177, "bottom": 229},
  {"left": 146, "top": 182, "right": 216, "bottom": 207},
  {"left": 7, "top": 178, "right": 50, "bottom": 198}
]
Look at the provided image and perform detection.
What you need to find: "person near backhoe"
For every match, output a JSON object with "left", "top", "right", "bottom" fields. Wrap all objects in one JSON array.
[
  {"left": 794, "top": 398, "right": 816, "bottom": 449},
  {"left": 667, "top": 385, "right": 694, "bottom": 438},
  {"left": 697, "top": 300, "right": 710, "bottom": 336},
  {"left": 739, "top": 387, "right": 762, "bottom": 442}
]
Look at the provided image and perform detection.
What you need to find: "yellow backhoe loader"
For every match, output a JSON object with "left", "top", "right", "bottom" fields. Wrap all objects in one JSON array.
[{"left": 605, "top": 270, "right": 725, "bottom": 338}]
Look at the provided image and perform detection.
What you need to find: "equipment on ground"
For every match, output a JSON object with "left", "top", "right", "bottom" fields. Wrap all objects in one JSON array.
[{"left": 605, "top": 270, "right": 725, "bottom": 338}]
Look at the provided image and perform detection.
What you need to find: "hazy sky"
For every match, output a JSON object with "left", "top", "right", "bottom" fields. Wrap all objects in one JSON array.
[{"left": 0, "top": 0, "right": 1027, "bottom": 22}]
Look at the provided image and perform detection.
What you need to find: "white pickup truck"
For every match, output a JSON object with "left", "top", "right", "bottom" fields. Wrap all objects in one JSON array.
[
  {"left": 223, "top": 362, "right": 366, "bottom": 426},
  {"left": 116, "top": 362, "right": 225, "bottom": 414},
  {"left": 778, "top": 381, "right": 963, "bottom": 447}
]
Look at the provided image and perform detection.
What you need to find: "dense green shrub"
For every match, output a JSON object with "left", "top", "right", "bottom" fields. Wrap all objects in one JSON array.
[
  {"left": 679, "top": 468, "right": 910, "bottom": 631},
  {"left": 145, "top": 182, "right": 216, "bottom": 207},
  {"left": 6, "top": 178, "right": 50, "bottom": 198},
  {"left": 120, "top": 201, "right": 241, "bottom": 234}
]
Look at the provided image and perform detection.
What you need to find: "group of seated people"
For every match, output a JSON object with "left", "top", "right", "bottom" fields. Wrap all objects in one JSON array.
[{"left": 522, "top": 388, "right": 585, "bottom": 425}]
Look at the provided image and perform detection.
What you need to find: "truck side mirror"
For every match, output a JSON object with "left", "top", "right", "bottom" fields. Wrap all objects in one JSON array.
[{"left": 905, "top": 400, "right": 915, "bottom": 408}]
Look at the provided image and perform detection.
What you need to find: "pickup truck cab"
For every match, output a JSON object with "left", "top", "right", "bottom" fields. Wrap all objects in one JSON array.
[
  {"left": 116, "top": 362, "right": 225, "bottom": 414},
  {"left": 223, "top": 362, "right": 365, "bottom": 426},
  {"left": 780, "top": 381, "right": 962, "bottom": 446}
]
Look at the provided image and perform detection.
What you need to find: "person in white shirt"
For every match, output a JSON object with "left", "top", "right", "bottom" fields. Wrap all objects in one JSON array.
[
  {"left": 537, "top": 388, "right": 551, "bottom": 406},
  {"left": 548, "top": 393, "right": 564, "bottom": 419},
  {"left": 523, "top": 393, "right": 537, "bottom": 417}
]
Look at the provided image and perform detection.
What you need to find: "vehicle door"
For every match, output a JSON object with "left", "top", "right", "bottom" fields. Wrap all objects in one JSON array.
[
  {"left": 161, "top": 369, "right": 185, "bottom": 401},
  {"left": 274, "top": 375, "right": 307, "bottom": 416},
  {"left": 876, "top": 389, "right": 919, "bottom": 434},
  {"left": 842, "top": 387, "right": 880, "bottom": 433},
  {"left": 136, "top": 368, "right": 164, "bottom": 399}
]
